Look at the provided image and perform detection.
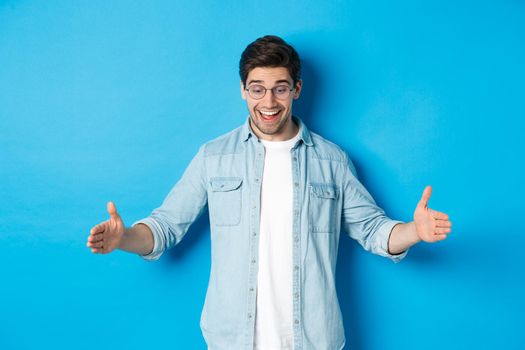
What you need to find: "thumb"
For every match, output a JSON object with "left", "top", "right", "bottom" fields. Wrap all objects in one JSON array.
[
  {"left": 107, "top": 201, "right": 120, "bottom": 220},
  {"left": 418, "top": 185, "right": 432, "bottom": 208}
]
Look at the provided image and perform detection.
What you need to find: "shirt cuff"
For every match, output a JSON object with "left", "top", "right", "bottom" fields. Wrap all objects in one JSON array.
[
  {"left": 377, "top": 220, "right": 409, "bottom": 263},
  {"left": 132, "top": 217, "right": 164, "bottom": 261}
]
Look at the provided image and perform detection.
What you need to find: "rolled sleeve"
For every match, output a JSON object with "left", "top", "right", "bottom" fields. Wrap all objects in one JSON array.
[{"left": 375, "top": 219, "right": 409, "bottom": 263}]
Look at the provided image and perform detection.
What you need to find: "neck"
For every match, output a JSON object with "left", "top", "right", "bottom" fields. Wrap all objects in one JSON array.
[{"left": 250, "top": 117, "right": 299, "bottom": 142}]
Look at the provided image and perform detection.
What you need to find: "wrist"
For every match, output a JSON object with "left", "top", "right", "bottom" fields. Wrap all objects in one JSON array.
[
  {"left": 408, "top": 221, "right": 423, "bottom": 244},
  {"left": 116, "top": 227, "right": 129, "bottom": 250}
]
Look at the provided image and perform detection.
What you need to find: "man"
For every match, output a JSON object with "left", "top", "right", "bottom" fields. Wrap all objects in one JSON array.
[{"left": 87, "top": 35, "right": 452, "bottom": 350}]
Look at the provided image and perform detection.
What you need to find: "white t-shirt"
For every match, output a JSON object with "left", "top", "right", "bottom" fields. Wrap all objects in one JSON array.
[{"left": 254, "top": 131, "right": 300, "bottom": 350}]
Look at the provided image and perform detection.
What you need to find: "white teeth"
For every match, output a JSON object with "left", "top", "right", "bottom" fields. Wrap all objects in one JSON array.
[{"left": 259, "top": 110, "right": 279, "bottom": 116}]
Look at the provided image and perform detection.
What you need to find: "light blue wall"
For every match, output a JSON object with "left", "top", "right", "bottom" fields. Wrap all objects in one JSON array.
[{"left": 1, "top": 1, "right": 524, "bottom": 349}]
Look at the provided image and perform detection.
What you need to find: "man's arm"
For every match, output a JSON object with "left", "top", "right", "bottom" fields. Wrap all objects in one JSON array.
[
  {"left": 341, "top": 156, "right": 407, "bottom": 260},
  {"left": 118, "top": 223, "right": 154, "bottom": 256},
  {"left": 131, "top": 144, "right": 208, "bottom": 260},
  {"left": 88, "top": 145, "right": 208, "bottom": 260},
  {"left": 388, "top": 222, "right": 420, "bottom": 255},
  {"left": 388, "top": 186, "right": 452, "bottom": 255}
]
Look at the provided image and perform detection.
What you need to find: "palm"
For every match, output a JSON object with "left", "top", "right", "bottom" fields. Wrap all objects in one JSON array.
[
  {"left": 413, "top": 186, "right": 452, "bottom": 243},
  {"left": 101, "top": 213, "right": 124, "bottom": 251}
]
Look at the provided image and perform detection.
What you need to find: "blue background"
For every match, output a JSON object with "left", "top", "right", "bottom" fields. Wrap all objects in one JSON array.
[{"left": 1, "top": 1, "right": 524, "bottom": 349}]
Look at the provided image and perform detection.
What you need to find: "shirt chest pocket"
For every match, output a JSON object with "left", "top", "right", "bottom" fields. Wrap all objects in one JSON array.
[
  {"left": 309, "top": 183, "right": 339, "bottom": 233},
  {"left": 209, "top": 177, "right": 243, "bottom": 226}
]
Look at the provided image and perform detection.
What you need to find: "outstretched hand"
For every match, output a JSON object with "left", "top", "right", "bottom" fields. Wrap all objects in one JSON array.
[
  {"left": 414, "top": 186, "right": 452, "bottom": 243},
  {"left": 86, "top": 202, "right": 125, "bottom": 254}
]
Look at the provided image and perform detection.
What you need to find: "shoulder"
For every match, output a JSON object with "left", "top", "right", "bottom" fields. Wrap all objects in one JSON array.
[
  {"left": 309, "top": 131, "right": 358, "bottom": 177},
  {"left": 201, "top": 124, "right": 245, "bottom": 157},
  {"left": 309, "top": 131, "right": 348, "bottom": 164}
]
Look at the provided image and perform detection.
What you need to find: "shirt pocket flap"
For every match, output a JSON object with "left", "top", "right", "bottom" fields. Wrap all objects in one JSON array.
[
  {"left": 210, "top": 178, "right": 243, "bottom": 192},
  {"left": 310, "top": 183, "right": 338, "bottom": 199}
]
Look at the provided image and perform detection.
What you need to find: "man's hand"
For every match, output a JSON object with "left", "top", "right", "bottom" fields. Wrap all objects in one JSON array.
[
  {"left": 414, "top": 186, "right": 452, "bottom": 242},
  {"left": 87, "top": 202, "right": 126, "bottom": 254}
]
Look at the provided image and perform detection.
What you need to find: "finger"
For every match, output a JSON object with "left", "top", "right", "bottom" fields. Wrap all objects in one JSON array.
[
  {"left": 435, "top": 220, "right": 452, "bottom": 228},
  {"left": 88, "top": 233, "right": 103, "bottom": 243},
  {"left": 91, "top": 247, "right": 104, "bottom": 254},
  {"left": 433, "top": 234, "right": 447, "bottom": 242},
  {"left": 436, "top": 219, "right": 451, "bottom": 229},
  {"left": 90, "top": 224, "right": 106, "bottom": 235},
  {"left": 418, "top": 185, "right": 432, "bottom": 208},
  {"left": 107, "top": 201, "right": 120, "bottom": 220},
  {"left": 434, "top": 227, "right": 451, "bottom": 235},
  {"left": 87, "top": 240, "right": 104, "bottom": 248},
  {"left": 430, "top": 209, "right": 449, "bottom": 221}
]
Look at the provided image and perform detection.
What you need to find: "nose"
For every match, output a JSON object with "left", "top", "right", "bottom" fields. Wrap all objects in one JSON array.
[{"left": 261, "top": 88, "right": 278, "bottom": 107}]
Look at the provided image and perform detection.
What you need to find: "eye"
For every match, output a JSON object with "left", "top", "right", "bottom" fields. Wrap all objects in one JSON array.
[
  {"left": 274, "top": 86, "right": 289, "bottom": 94},
  {"left": 250, "top": 85, "right": 264, "bottom": 94}
]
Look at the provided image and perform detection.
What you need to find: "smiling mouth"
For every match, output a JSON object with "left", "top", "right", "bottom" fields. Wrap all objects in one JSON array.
[{"left": 258, "top": 109, "right": 281, "bottom": 122}]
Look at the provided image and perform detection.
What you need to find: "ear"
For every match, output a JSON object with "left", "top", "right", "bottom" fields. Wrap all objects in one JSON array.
[
  {"left": 240, "top": 81, "right": 247, "bottom": 100},
  {"left": 293, "top": 79, "right": 303, "bottom": 100}
]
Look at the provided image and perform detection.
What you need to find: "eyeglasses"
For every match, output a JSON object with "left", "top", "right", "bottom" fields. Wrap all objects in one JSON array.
[{"left": 245, "top": 84, "right": 294, "bottom": 100}]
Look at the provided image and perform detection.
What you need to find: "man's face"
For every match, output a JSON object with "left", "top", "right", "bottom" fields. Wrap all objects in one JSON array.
[{"left": 241, "top": 67, "right": 302, "bottom": 141}]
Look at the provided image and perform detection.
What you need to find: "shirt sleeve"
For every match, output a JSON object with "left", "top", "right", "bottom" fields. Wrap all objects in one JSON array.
[
  {"left": 340, "top": 153, "right": 408, "bottom": 263},
  {"left": 133, "top": 145, "right": 208, "bottom": 261}
]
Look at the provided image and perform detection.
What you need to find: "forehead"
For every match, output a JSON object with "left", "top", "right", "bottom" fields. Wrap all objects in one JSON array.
[{"left": 246, "top": 67, "right": 292, "bottom": 85}]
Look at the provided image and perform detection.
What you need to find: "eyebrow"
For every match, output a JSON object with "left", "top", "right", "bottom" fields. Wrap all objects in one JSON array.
[{"left": 247, "top": 79, "right": 292, "bottom": 86}]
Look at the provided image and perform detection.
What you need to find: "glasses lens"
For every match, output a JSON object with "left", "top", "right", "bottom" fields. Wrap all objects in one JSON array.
[
  {"left": 273, "top": 86, "right": 291, "bottom": 99},
  {"left": 248, "top": 85, "right": 265, "bottom": 99}
]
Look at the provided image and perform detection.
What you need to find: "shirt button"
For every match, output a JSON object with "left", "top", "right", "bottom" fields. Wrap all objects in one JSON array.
[
  {"left": 255, "top": 178, "right": 259, "bottom": 182},
  {"left": 293, "top": 157, "right": 298, "bottom": 161},
  {"left": 253, "top": 232, "right": 257, "bottom": 236},
  {"left": 294, "top": 319, "right": 299, "bottom": 325},
  {"left": 294, "top": 265, "right": 299, "bottom": 271},
  {"left": 248, "top": 313, "right": 252, "bottom": 319},
  {"left": 294, "top": 292, "right": 299, "bottom": 298},
  {"left": 252, "top": 259, "right": 256, "bottom": 264},
  {"left": 294, "top": 182, "right": 299, "bottom": 187},
  {"left": 294, "top": 237, "right": 299, "bottom": 243},
  {"left": 250, "top": 288, "right": 254, "bottom": 292}
]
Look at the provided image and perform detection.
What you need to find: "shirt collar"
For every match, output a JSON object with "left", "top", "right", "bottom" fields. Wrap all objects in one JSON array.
[{"left": 241, "top": 115, "right": 314, "bottom": 147}]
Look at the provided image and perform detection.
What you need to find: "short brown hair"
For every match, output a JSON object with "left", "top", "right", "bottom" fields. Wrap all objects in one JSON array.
[{"left": 239, "top": 35, "right": 301, "bottom": 87}]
